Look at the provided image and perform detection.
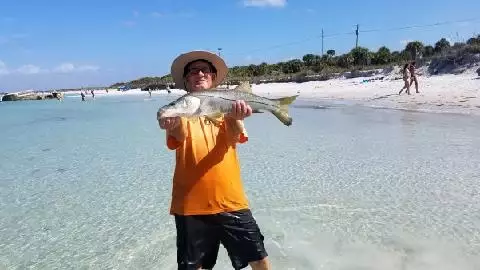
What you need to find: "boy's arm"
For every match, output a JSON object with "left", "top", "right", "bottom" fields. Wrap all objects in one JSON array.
[
  {"left": 164, "top": 118, "right": 187, "bottom": 150},
  {"left": 224, "top": 117, "right": 248, "bottom": 144}
]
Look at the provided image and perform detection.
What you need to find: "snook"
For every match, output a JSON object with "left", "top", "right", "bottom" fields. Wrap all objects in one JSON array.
[{"left": 158, "top": 82, "right": 299, "bottom": 126}]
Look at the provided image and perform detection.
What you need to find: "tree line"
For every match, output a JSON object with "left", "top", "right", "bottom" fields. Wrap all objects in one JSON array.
[{"left": 111, "top": 34, "right": 480, "bottom": 89}]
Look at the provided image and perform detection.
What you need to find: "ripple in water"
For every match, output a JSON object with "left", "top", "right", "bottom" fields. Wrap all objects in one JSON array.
[{"left": 0, "top": 96, "right": 479, "bottom": 269}]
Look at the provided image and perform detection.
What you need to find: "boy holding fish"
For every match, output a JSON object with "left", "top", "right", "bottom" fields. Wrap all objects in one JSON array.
[{"left": 157, "top": 51, "right": 276, "bottom": 270}]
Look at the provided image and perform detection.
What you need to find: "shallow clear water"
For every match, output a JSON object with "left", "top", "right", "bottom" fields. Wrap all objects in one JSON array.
[{"left": 1, "top": 93, "right": 479, "bottom": 270}]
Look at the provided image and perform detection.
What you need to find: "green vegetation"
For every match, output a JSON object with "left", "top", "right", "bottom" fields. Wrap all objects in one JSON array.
[
  {"left": 110, "top": 74, "right": 173, "bottom": 90},
  {"left": 111, "top": 35, "right": 480, "bottom": 89}
]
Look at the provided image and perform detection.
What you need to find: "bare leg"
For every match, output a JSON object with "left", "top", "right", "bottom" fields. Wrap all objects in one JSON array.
[
  {"left": 409, "top": 77, "right": 419, "bottom": 92},
  {"left": 399, "top": 80, "right": 408, "bottom": 94},
  {"left": 249, "top": 258, "right": 271, "bottom": 270}
]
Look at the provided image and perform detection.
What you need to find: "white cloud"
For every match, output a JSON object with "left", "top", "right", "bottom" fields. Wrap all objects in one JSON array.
[
  {"left": 0, "top": 61, "right": 99, "bottom": 76},
  {"left": 151, "top": 11, "right": 195, "bottom": 18},
  {"left": 0, "top": 33, "right": 28, "bottom": 45},
  {"left": 282, "top": 56, "right": 295, "bottom": 61},
  {"left": 151, "top": 11, "right": 164, "bottom": 18},
  {"left": 243, "top": 0, "right": 286, "bottom": 7},
  {"left": 54, "top": 63, "right": 75, "bottom": 73},
  {"left": 53, "top": 63, "right": 99, "bottom": 73},
  {"left": 0, "top": 60, "right": 9, "bottom": 75},
  {"left": 123, "top": 20, "right": 136, "bottom": 27},
  {"left": 77, "top": 65, "right": 100, "bottom": 72},
  {"left": 0, "top": 36, "right": 8, "bottom": 44},
  {"left": 11, "top": 33, "right": 28, "bottom": 39},
  {"left": 16, "top": 64, "right": 43, "bottom": 74},
  {"left": 458, "top": 21, "right": 470, "bottom": 27}
]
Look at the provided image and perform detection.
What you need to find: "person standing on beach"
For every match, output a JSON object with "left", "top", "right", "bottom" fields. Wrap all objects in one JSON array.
[
  {"left": 399, "top": 63, "right": 411, "bottom": 95},
  {"left": 80, "top": 91, "right": 85, "bottom": 101},
  {"left": 409, "top": 61, "right": 420, "bottom": 93},
  {"left": 157, "top": 50, "right": 270, "bottom": 270}
]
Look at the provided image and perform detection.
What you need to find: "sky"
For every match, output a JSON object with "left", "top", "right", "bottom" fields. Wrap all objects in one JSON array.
[{"left": 1, "top": 0, "right": 480, "bottom": 91}]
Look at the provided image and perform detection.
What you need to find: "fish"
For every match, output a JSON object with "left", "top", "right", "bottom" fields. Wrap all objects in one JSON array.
[{"left": 157, "top": 82, "right": 299, "bottom": 126}]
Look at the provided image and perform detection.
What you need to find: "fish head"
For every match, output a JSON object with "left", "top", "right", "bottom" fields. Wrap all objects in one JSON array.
[{"left": 158, "top": 95, "right": 201, "bottom": 117}]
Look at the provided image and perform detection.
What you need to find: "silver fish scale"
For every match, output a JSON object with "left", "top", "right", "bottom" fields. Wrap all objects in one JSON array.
[{"left": 190, "top": 90, "right": 279, "bottom": 113}]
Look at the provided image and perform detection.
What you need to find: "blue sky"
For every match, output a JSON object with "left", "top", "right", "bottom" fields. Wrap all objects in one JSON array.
[{"left": 1, "top": 0, "right": 479, "bottom": 91}]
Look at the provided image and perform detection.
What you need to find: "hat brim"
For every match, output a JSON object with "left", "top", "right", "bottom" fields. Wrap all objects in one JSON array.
[{"left": 170, "top": 50, "right": 228, "bottom": 90}]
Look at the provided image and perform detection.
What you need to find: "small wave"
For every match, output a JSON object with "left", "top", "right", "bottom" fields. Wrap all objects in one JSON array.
[{"left": 292, "top": 104, "right": 330, "bottom": 110}]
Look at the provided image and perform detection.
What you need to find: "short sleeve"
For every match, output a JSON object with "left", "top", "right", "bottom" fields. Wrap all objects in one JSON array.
[
  {"left": 165, "top": 118, "right": 187, "bottom": 150},
  {"left": 166, "top": 135, "right": 182, "bottom": 150},
  {"left": 225, "top": 118, "right": 248, "bottom": 144},
  {"left": 238, "top": 128, "right": 248, "bottom": 143}
]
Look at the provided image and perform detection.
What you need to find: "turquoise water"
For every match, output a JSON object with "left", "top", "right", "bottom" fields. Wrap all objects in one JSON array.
[{"left": 1, "top": 93, "right": 480, "bottom": 270}]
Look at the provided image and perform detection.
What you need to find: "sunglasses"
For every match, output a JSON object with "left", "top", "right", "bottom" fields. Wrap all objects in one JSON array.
[{"left": 186, "top": 67, "right": 213, "bottom": 76}]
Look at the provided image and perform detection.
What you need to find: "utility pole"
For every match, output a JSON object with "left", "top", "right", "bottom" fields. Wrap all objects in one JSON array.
[
  {"left": 321, "top": 28, "right": 324, "bottom": 56},
  {"left": 218, "top": 48, "right": 222, "bottom": 57},
  {"left": 355, "top": 24, "right": 359, "bottom": 48}
]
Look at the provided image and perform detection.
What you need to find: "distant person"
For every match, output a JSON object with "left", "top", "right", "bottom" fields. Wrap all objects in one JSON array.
[
  {"left": 90, "top": 89, "right": 95, "bottom": 99},
  {"left": 148, "top": 88, "right": 152, "bottom": 98},
  {"left": 398, "top": 63, "right": 411, "bottom": 95},
  {"left": 409, "top": 61, "right": 420, "bottom": 93},
  {"left": 80, "top": 91, "right": 85, "bottom": 101}
]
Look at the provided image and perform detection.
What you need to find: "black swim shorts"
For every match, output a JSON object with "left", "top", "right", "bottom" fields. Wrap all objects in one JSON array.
[{"left": 174, "top": 209, "right": 268, "bottom": 270}]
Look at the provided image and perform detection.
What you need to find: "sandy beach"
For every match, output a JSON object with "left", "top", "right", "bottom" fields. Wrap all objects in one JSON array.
[
  {"left": 67, "top": 66, "right": 480, "bottom": 116},
  {"left": 250, "top": 66, "right": 480, "bottom": 116}
]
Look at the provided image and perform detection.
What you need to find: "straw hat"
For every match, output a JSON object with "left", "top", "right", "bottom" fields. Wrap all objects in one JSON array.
[{"left": 170, "top": 50, "right": 228, "bottom": 90}]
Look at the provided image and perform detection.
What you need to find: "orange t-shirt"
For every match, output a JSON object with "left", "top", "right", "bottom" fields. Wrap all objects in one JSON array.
[{"left": 166, "top": 116, "right": 250, "bottom": 215}]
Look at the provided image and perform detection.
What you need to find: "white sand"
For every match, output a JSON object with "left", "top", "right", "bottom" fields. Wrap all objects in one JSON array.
[
  {"left": 63, "top": 68, "right": 480, "bottom": 115},
  {"left": 249, "top": 67, "right": 480, "bottom": 116}
]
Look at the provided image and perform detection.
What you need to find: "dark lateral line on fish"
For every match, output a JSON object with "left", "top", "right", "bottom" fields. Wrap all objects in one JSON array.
[{"left": 196, "top": 94, "right": 271, "bottom": 107}]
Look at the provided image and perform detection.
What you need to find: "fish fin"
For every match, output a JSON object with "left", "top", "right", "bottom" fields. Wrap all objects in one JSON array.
[
  {"left": 233, "top": 81, "right": 252, "bottom": 93},
  {"left": 205, "top": 116, "right": 222, "bottom": 126},
  {"left": 205, "top": 112, "right": 224, "bottom": 126},
  {"left": 271, "top": 95, "right": 299, "bottom": 126},
  {"left": 189, "top": 117, "right": 200, "bottom": 123}
]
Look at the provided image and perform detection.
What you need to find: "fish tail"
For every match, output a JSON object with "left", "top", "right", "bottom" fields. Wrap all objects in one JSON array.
[{"left": 271, "top": 95, "right": 299, "bottom": 126}]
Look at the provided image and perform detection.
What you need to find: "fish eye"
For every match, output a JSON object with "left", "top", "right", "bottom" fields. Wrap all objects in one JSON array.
[{"left": 168, "top": 102, "right": 175, "bottom": 106}]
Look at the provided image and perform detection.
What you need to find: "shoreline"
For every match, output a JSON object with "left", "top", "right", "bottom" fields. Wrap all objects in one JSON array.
[{"left": 59, "top": 69, "right": 480, "bottom": 117}]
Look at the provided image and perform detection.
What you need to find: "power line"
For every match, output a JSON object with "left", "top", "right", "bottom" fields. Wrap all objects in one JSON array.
[
  {"left": 227, "top": 31, "right": 353, "bottom": 56},
  {"left": 223, "top": 17, "right": 480, "bottom": 57},
  {"left": 360, "top": 17, "right": 480, "bottom": 33}
]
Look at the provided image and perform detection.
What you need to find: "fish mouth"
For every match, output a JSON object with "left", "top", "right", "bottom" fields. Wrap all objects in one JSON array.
[{"left": 157, "top": 109, "right": 172, "bottom": 118}]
